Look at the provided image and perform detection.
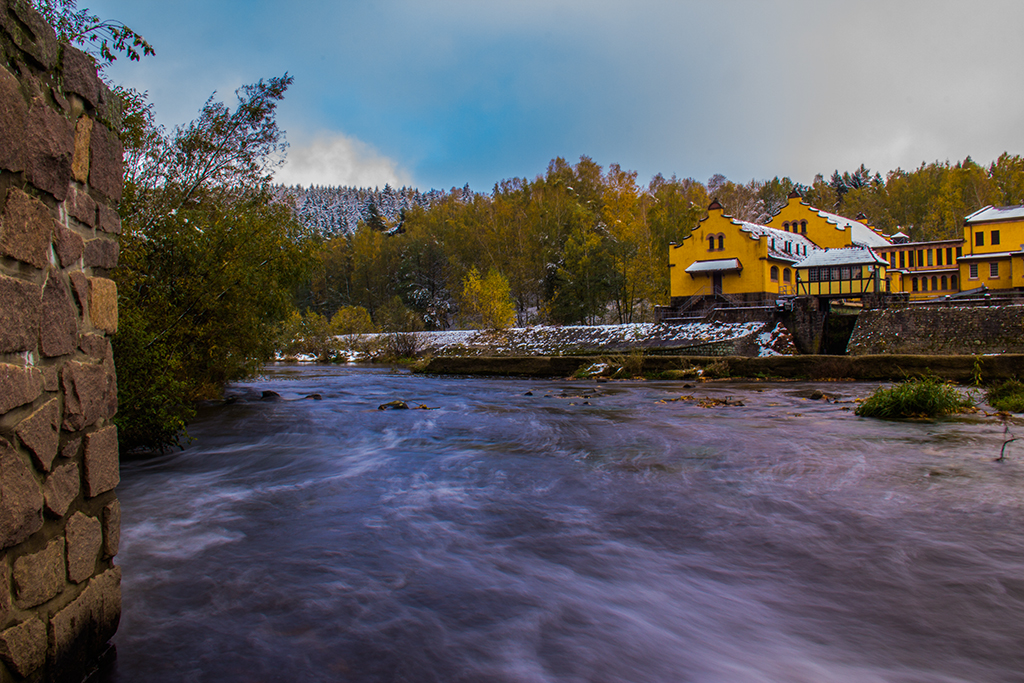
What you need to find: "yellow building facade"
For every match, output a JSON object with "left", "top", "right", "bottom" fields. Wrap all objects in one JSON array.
[
  {"left": 959, "top": 205, "right": 1024, "bottom": 292},
  {"left": 668, "top": 200, "right": 817, "bottom": 305},
  {"left": 874, "top": 239, "right": 963, "bottom": 300},
  {"left": 766, "top": 191, "right": 891, "bottom": 250}
]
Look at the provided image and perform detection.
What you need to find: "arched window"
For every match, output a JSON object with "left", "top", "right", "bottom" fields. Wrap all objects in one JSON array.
[
  {"left": 951, "top": 274, "right": 958, "bottom": 290},
  {"left": 708, "top": 235, "right": 715, "bottom": 251},
  {"left": 941, "top": 275, "right": 948, "bottom": 290},
  {"left": 800, "top": 221, "right": 807, "bottom": 235},
  {"left": 717, "top": 235, "right": 724, "bottom": 250},
  {"left": 912, "top": 277, "right": 918, "bottom": 292},
  {"left": 931, "top": 276, "right": 938, "bottom": 291},
  {"left": 770, "top": 266, "right": 779, "bottom": 282},
  {"left": 783, "top": 268, "right": 791, "bottom": 283},
  {"left": 783, "top": 222, "right": 790, "bottom": 232}
]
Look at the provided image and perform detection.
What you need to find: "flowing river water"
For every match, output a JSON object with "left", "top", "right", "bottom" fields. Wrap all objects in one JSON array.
[{"left": 99, "top": 365, "right": 1024, "bottom": 682}]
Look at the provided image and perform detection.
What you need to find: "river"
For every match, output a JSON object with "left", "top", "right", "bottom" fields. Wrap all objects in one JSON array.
[{"left": 99, "top": 365, "right": 1024, "bottom": 682}]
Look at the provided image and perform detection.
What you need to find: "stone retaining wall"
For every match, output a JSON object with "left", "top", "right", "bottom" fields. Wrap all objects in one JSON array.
[
  {"left": 848, "top": 305, "right": 1024, "bottom": 356},
  {"left": 0, "top": 1, "right": 121, "bottom": 680}
]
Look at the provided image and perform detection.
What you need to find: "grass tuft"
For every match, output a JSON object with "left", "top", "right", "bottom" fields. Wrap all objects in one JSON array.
[
  {"left": 855, "top": 376, "right": 974, "bottom": 419},
  {"left": 987, "top": 380, "right": 1024, "bottom": 413}
]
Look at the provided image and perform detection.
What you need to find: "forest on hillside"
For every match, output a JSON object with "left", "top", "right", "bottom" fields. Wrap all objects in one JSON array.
[{"left": 287, "top": 153, "right": 1024, "bottom": 330}]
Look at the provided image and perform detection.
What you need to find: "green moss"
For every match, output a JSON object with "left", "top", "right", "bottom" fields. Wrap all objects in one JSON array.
[{"left": 855, "top": 377, "right": 974, "bottom": 419}]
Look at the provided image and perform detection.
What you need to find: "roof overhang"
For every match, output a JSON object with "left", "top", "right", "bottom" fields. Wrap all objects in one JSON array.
[
  {"left": 957, "top": 251, "right": 1019, "bottom": 262},
  {"left": 685, "top": 258, "right": 742, "bottom": 275}
]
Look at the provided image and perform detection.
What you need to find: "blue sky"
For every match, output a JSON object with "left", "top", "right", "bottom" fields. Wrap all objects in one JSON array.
[{"left": 90, "top": 0, "right": 1024, "bottom": 193}]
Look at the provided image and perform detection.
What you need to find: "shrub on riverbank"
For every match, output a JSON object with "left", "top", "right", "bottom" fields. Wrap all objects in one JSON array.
[
  {"left": 855, "top": 377, "right": 974, "bottom": 418},
  {"left": 987, "top": 380, "right": 1024, "bottom": 413}
]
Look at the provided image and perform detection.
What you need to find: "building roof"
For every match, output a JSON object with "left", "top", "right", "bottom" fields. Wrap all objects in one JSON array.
[
  {"left": 810, "top": 207, "right": 892, "bottom": 247},
  {"left": 965, "top": 205, "right": 1024, "bottom": 224},
  {"left": 685, "top": 258, "right": 742, "bottom": 274},
  {"left": 794, "top": 247, "right": 888, "bottom": 269},
  {"left": 734, "top": 220, "right": 819, "bottom": 262},
  {"left": 957, "top": 251, "right": 1019, "bottom": 261}
]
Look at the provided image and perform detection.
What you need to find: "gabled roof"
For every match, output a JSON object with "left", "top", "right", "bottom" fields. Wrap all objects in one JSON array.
[
  {"left": 809, "top": 207, "right": 891, "bottom": 247},
  {"left": 964, "top": 205, "right": 1024, "bottom": 224},
  {"left": 734, "top": 220, "right": 819, "bottom": 262},
  {"left": 795, "top": 247, "right": 887, "bottom": 269}
]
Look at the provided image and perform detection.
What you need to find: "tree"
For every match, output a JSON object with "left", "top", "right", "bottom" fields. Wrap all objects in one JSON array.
[
  {"left": 31, "top": 0, "right": 153, "bottom": 66},
  {"left": 114, "top": 79, "right": 315, "bottom": 453},
  {"left": 460, "top": 267, "right": 516, "bottom": 329}
]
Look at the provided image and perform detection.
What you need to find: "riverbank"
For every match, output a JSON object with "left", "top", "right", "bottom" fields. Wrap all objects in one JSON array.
[{"left": 417, "top": 353, "right": 1024, "bottom": 382}]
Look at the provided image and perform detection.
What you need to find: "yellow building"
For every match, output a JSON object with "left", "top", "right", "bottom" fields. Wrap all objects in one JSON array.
[
  {"left": 874, "top": 237, "right": 963, "bottom": 300},
  {"left": 766, "top": 190, "right": 891, "bottom": 250},
  {"left": 668, "top": 200, "right": 818, "bottom": 307},
  {"left": 794, "top": 247, "right": 889, "bottom": 298},
  {"left": 959, "top": 205, "right": 1024, "bottom": 291}
]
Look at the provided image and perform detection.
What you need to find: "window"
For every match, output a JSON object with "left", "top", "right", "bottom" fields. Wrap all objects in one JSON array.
[
  {"left": 783, "top": 268, "right": 791, "bottom": 283},
  {"left": 800, "top": 221, "right": 807, "bottom": 235},
  {"left": 783, "top": 222, "right": 790, "bottom": 232},
  {"left": 840, "top": 267, "right": 851, "bottom": 280},
  {"left": 889, "top": 253, "right": 896, "bottom": 268},
  {"left": 908, "top": 251, "right": 915, "bottom": 268},
  {"left": 990, "top": 262, "right": 999, "bottom": 278},
  {"left": 708, "top": 236, "right": 715, "bottom": 251},
  {"left": 830, "top": 267, "right": 841, "bottom": 281},
  {"left": 912, "top": 277, "right": 918, "bottom": 292},
  {"left": 917, "top": 250, "right": 924, "bottom": 268},
  {"left": 991, "top": 230, "right": 1000, "bottom": 245},
  {"left": 899, "top": 251, "right": 906, "bottom": 268},
  {"left": 946, "top": 247, "right": 953, "bottom": 264},
  {"left": 770, "top": 265, "right": 779, "bottom": 282},
  {"left": 951, "top": 274, "right": 958, "bottom": 289},
  {"left": 969, "top": 263, "right": 979, "bottom": 279},
  {"left": 976, "top": 232, "right": 984, "bottom": 247},
  {"left": 936, "top": 249, "right": 943, "bottom": 266},
  {"left": 927, "top": 250, "right": 933, "bottom": 266},
  {"left": 717, "top": 235, "right": 724, "bottom": 250},
  {"left": 808, "top": 267, "right": 819, "bottom": 282},
  {"left": 941, "top": 275, "right": 948, "bottom": 290},
  {"left": 957, "top": 247, "right": 963, "bottom": 258},
  {"left": 931, "top": 276, "right": 938, "bottom": 290}
]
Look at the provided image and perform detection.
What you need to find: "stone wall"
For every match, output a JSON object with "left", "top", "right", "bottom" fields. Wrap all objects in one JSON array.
[
  {"left": 848, "top": 305, "right": 1024, "bottom": 356},
  {"left": 0, "top": 1, "right": 121, "bottom": 680}
]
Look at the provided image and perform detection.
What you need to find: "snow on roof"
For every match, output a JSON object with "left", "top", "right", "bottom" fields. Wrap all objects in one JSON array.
[
  {"left": 964, "top": 205, "right": 1024, "bottom": 224},
  {"left": 795, "top": 247, "right": 888, "bottom": 269},
  {"left": 811, "top": 208, "right": 891, "bottom": 247},
  {"left": 734, "top": 220, "right": 820, "bottom": 262},
  {"left": 685, "top": 258, "right": 742, "bottom": 274}
]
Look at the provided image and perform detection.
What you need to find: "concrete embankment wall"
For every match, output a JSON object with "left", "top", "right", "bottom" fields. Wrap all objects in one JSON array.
[
  {"left": 0, "top": 1, "right": 121, "bottom": 679},
  {"left": 848, "top": 305, "right": 1024, "bottom": 356},
  {"left": 421, "top": 354, "right": 1024, "bottom": 383}
]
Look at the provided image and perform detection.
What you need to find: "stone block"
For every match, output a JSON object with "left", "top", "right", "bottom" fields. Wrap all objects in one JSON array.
[
  {"left": 0, "top": 563, "right": 9, "bottom": 624},
  {"left": 13, "top": 537, "right": 64, "bottom": 608},
  {"left": 0, "top": 438, "right": 44, "bottom": 550},
  {"left": 61, "top": 361, "right": 116, "bottom": 430},
  {"left": 40, "top": 364, "right": 58, "bottom": 392},
  {"left": 0, "top": 67, "right": 28, "bottom": 173},
  {"left": 102, "top": 499, "right": 119, "bottom": 558},
  {"left": 26, "top": 102, "right": 74, "bottom": 201},
  {"left": 68, "top": 270, "right": 88, "bottom": 314},
  {"left": 40, "top": 271, "right": 78, "bottom": 357},
  {"left": 84, "top": 237, "right": 118, "bottom": 269},
  {"left": 65, "top": 512, "right": 101, "bottom": 584},
  {"left": 0, "top": 0, "right": 58, "bottom": 70},
  {"left": 61, "top": 47, "right": 100, "bottom": 108},
  {"left": 60, "top": 437, "right": 81, "bottom": 460},
  {"left": 0, "top": 273, "right": 41, "bottom": 354},
  {"left": 0, "top": 617, "right": 47, "bottom": 677},
  {"left": 0, "top": 363, "right": 42, "bottom": 414},
  {"left": 15, "top": 398, "right": 59, "bottom": 472},
  {"left": 0, "top": 187, "right": 57, "bottom": 269},
  {"left": 83, "top": 426, "right": 118, "bottom": 497},
  {"left": 71, "top": 115, "right": 92, "bottom": 184},
  {"left": 44, "top": 461, "right": 79, "bottom": 518},
  {"left": 78, "top": 333, "right": 113, "bottom": 364},
  {"left": 54, "top": 223, "right": 84, "bottom": 266},
  {"left": 49, "top": 567, "right": 120, "bottom": 671},
  {"left": 96, "top": 202, "right": 121, "bottom": 234},
  {"left": 66, "top": 186, "right": 97, "bottom": 227},
  {"left": 87, "top": 123, "right": 122, "bottom": 203},
  {"left": 88, "top": 277, "right": 117, "bottom": 333}
]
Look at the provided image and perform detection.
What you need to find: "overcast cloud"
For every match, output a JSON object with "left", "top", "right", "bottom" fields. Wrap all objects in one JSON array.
[{"left": 91, "top": 0, "right": 1024, "bottom": 191}]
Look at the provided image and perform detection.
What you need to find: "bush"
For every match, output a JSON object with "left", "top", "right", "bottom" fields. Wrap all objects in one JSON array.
[
  {"left": 987, "top": 380, "right": 1024, "bottom": 413},
  {"left": 855, "top": 377, "right": 973, "bottom": 418}
]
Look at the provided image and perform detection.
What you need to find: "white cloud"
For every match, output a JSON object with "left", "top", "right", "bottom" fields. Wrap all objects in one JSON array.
[{"left": 274, "top": 132, "right": 413, "bottom": 188}]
